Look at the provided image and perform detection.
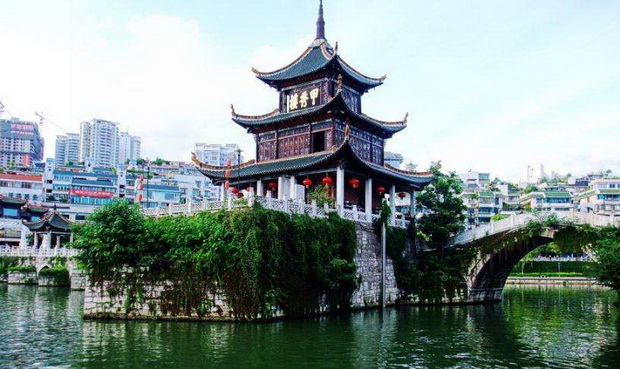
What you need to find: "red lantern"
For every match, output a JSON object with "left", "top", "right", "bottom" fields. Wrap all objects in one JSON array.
[
  {"left": 349, "top": 178, "right": 360, "bottom": 189},
  {"left": 237, "top": 192, "right": 244, "bottom": 199},
  {"left": 398, "top": 192, "right": 407, "bottom": 199},
  {"left": 231, "top": 187, "right": 239, "bottom": 195},
  {"left": 224, "top": 180, "right": 230, "bottom": 190},
  {"left": 377, "top": 186, "right": 386, "bottom": 195},
  {"left": 139, "top": 174, "right": 144, "bottom": 181},
  {"left": 303, "top": 178, "right": 313, "bottom": 188},
  {"left": 268, "top": 182, "right": 277, "bottom": 190},
  {"left": 322, "top": 176, "right": 333, "bottom": 186},
  {"left": 137, "top": 194, "right": 143, "bottom": 202},
  {"left": 137, "top": 183, "right": 144, "bottom": 190}
]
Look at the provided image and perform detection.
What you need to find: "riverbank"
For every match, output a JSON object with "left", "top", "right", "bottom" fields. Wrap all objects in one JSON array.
[{"left": 506, "top": 276, "right": 603, "bottom": 287}]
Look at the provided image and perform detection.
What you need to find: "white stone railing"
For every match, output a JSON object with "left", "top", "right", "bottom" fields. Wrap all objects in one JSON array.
[
  {"left": 451, "top": 210, "right": 619, "bottom": 246},
  {"left": 141, "top": 195, "right": 411, "bottom": 229},
  {"left": 0, "top": 246, "right": 79, "bottom": 258}
]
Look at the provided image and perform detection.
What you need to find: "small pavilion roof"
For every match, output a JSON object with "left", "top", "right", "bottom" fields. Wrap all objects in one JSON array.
[
  {"left": 232, "top": 92, "right": 407, "bottom": 137},
  {"left": 252, "top": 40, "right": 385, "bottom": 92},
  {"left": 23, "top": 211, "right": 72, "bottom": 232},
  {"left": 192, "top": 137, "right": 431, "bottom": 189}
]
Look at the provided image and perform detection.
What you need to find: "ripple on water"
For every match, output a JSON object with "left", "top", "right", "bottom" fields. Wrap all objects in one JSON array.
[{"left": 0, "top": 284, "right": 619, "bottom": 368}]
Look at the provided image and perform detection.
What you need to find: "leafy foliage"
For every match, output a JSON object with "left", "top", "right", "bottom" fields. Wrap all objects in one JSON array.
[
  {"left": 73, "top": 200, "right": 358, "bottom": 319},
  {"left": 8, "top": 265, "right": 36, "bottom": 273},
  {"left": 592, "top": 226, "right": 620, "bottom": 297},
  {"left": 39, "top": 265, "right": 70, "bottom": 285},
  {"left": 416, "top": 165, "right": 466, "bottom": 253},
  {"left": 307, "top": 184, "right": 335, "bottom": 207}
]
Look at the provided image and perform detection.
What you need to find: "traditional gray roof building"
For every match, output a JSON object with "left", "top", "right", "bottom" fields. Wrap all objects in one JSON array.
[{"left": 193, "top": 1, "right": 431, "bottom": 215}]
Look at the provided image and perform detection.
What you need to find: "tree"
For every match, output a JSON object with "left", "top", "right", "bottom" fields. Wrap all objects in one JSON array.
[
  {"left": 524, "top": 186, "right": 539, "bottom": 194},
  {"left": 593, "top": 226, "right": 620, "bottom": 299},
  {"left": 72, "top": 200, "right": 148, "bottom": 283},
  {"left": 416, "top": 163, "right": 466, "bottom": 257}
]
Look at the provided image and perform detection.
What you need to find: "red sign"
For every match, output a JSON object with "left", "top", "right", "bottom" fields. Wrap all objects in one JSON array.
[{"left": 70, "top": 189, "right": 115, "bottom": 198}]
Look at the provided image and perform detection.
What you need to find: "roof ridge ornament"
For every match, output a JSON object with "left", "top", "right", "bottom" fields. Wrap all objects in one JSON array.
[
  {"left": 334, "top": 41, "right": 338, "bottom": 54},
  {"left": 316, "top": 0, "right": 326, "bottom": 40},
  {"left": 344, "top": 119, "right": 351, "bottom": 140},
  {"left": 230, "top": 104, "right": 236, "bottom": 116},
  {"left": 404, "top": 112, "right": 409, "bottom": 123},
  {"left": 336, "top": 74, "right": 343, "bottom": 92}
]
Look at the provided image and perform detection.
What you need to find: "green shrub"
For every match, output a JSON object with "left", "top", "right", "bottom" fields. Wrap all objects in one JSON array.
[
  {"left": 38, "top": 265, "right": 70, "bottom": 285},
  {"left": 513, "top": 261, "right": 595, "bottom": 277},
  {"left": 8, "top": 265, "right": 36, "bottom": 273},
  {"left": 73, "top": 200, "right": 358, "bottom": 319}
]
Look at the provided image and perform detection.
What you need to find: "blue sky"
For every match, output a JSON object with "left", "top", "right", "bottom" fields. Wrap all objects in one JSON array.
[{"left": 0, "top": 0, "right": 618, "bottom": 181}]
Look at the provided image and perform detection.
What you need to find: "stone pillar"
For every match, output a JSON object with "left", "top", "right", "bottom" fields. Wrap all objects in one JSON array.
[
  {"left": 289, "top": 175, "right": 297, "bottom": 200},
  {"left": 365, "top": 178, "right": 373, "bottom": 217},
  {"left": 34, "top": 233, "right": 39, "bottom": 247},
  {"left": 19, "top": 228, "right": 28, "bottom": 248},
  {"left": 336, "top": 166, "right": 345, "bottom": 210},
  {"left": 56, "top": 235, "right": 61, "bottom": 248},
  {"left": 389, "top": 185, "right": 396, "bottom": 215},
  {"left": 278, "top": 176, "right": 286, "bottom": 200},
  {"left": 410, "top": 190, "right": 416, "bottom": 217},
  {"left": 219, "top": 183, "right": 225, "bottom": 201},
  {"left": 43, "top": 231, "right": 52, "bottom": 249},
  {"left": 257, "top": 180, "right": 264, "bottom": 197}
]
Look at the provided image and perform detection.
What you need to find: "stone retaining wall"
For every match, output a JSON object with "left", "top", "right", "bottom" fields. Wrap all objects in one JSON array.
[
  {"left": 83, "top": 224, "right": 400, "bottom": 320},
  {"left": 8, "top": 271, "right": 37, "bottom": 285}
]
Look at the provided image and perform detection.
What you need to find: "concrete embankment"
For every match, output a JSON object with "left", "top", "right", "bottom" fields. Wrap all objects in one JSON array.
[{"left": 505, "top": 277, "right": 602, "bottom": 287}]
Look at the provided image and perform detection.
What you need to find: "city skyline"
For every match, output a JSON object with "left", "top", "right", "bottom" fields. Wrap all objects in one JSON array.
[{"left": 0, "top": 0, "right": 618, "bottom": 181}]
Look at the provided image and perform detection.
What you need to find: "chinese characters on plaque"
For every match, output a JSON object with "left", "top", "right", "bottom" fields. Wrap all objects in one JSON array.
[{"left": 288, "top": 85, "right": 320, "bottom": 112}]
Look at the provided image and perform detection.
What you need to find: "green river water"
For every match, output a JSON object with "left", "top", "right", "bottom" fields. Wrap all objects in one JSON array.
[{"left": 1, "top": 284, "right": 619, "bottom": 368}]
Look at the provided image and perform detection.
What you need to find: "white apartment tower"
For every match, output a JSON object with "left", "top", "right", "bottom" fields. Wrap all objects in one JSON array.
[
  {"left": 55, "top": 133, "right": 80, "bottom": 165},
  {"left": 194, "top": 143, "right": 244, "bottom": 166},
  {"left": 119, "top": 132, "right": 142, "bottom": 163},
  {"left": 79, "top": 119, "right": 120, "bottom": 168}
]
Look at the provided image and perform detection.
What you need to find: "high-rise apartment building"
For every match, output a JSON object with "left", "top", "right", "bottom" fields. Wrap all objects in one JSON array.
[
  {"left": 79, "top": 119, "right": 120, "bottom": 168},
  {"left": 118, "top": 131, "right": 142, "bottom": 163},
  {"left": 194, "top": 143, "right": 244, "bottom": 166},
  {"left": 0, "top": 117, "right": 44, "bottom": 167},
  {"left": 55, "top": 133, "right": 80, "bottom": 165}
]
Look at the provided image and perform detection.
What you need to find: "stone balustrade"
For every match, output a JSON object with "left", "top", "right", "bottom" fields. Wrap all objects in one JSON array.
[{"left": 141, "top": 195, "right": 411, "bottom": 229}]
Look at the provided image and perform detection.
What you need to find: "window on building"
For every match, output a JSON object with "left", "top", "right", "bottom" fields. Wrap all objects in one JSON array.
[{"left": 312, "top": 131, "right": 326, "bottom": 153}]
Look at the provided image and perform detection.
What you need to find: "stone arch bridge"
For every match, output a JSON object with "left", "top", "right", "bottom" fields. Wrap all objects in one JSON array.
[{"left": 450, "top": 211, "right": 618, "bottom": 302}]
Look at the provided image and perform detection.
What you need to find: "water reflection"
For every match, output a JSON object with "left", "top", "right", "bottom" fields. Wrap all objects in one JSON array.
[{"left": 1, "top": 284, "right": 618, "bottom": 368}]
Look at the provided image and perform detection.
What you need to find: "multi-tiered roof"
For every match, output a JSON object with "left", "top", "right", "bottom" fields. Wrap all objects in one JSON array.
[{"left": 194, "top": 1, "right": 431, "bottom": 190}]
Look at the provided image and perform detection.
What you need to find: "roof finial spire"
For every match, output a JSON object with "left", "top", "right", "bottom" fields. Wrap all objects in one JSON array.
[{"left": 316, "top": 0, "right": 326, "bottom": 40}]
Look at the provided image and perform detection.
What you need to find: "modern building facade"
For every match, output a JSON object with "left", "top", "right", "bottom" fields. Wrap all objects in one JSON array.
[
  {"left": 0, "top": 117, "right": 44, "bottom": 168},
  {"left": 119, "top": 131, "right": 141, "bottom": 164},
  {"left": 519, "top": 190, "right": 573, "bottom": 212},
  {"left": 193, "top": 143, "right": 244, "bottom": 166},
  {"left": 0, "top": 172, "right": 43, "bottom": 203},
  {"left": 384, "top": 152, "right": 404, "bottom": 169},
  {"left": 55, "top": 133, "right": 80, "bottom": 165},
  {"left": 79, "top": 119, "right": 120, "bottom": 168},
  {"left": 575, "top": 179, "right": 620, "bottom": 214}
]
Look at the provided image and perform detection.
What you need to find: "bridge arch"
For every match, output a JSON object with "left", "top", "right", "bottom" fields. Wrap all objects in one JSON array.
[{"left": 465, "top": 228, "right": 565, "bottom": 302}]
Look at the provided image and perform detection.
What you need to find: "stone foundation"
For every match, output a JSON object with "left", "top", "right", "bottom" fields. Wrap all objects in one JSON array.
[
  {"left": 8, "top": 271, "right": 37, "bottom": 285},
  {"left": 83, "top": 224, "right": 400, "bottom": 321}
]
